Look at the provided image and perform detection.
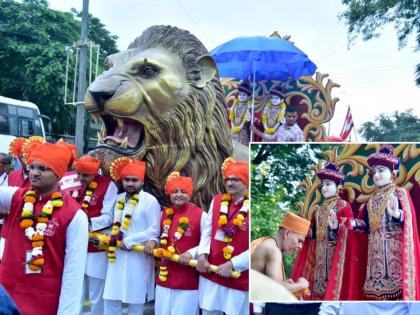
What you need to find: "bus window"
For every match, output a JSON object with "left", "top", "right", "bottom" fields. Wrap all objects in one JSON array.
[
  {"left": 17, "top": 107, "right": 35, "bottom": 118},
  {"left": 9, "top": 116, "right": 17, "bottom": 135},
  {"left": 20, "top": 118, "right": 34, "bottom": 137},
  {"left": 0, "top": 114, "right": 8, "bottom": 134}
]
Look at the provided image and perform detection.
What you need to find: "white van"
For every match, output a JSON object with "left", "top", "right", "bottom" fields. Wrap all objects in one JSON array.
[{"left": 0, "top": 96, "right": 46, "bottom": 153}]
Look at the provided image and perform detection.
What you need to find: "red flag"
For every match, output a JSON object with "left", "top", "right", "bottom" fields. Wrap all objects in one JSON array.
[{"left": 340, "top": 106, "right": 354, "bottom": 141}]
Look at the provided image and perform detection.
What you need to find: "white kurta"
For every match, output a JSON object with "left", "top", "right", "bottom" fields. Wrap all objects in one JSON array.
[
  {"left": 197, "top": 198, "right": 249, "bottom": 315},
  {"left": 0, "top": 186, "right": 89, "bottom": 315},
  {"left": 102, "top": 190, "right": 161, "bottom": 304},
  {"left": 86, "top": 181, "right": 118, "bottom": 279},
  {"left": 155, "top": 213, "right": 207, "bottom": 315}
]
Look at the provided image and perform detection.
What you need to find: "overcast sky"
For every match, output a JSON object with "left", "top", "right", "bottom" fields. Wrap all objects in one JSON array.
[{"left": 48, "top": 0, "right": 420, "bottom": 138}]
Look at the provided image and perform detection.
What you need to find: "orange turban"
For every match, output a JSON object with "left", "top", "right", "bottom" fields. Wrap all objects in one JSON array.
[
  {"left": 165, "top": 172, "right": 193, "bottom": 197},
  {"left": 21, "top": 136, "right": 44, "bottom": 164},
  {"left": 29, "top": 143, "right": 72, "bottom": 178},
  {"left": 280, "top": 212, "right": 311, "bottom": 236},
  {"left": 9, "top": 137, "right": 26, "bottom": 158},
  {"left": 222, "top": 157, "right": 249, "bottom": 187},
  {"left": 110, "top": 157, "right": 146, "bottom": 181},
  {"left": 56, "top": 139, "right": 77, "bottom": 165},
  {"left": 73, "top": 156, "right": 100, "bottom": 175}
]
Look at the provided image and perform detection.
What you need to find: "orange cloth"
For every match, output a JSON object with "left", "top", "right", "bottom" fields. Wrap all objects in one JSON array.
[
  {"left": 281, "top": 212, "right": 311, "bottom": 236},
  {"left": 222, "top": 158, "right": 249, "bottom": 187},
  {"left": 29, "top": 143, "right": 72, "bottom": 178},
  {"left": 56, "top": 140, "right": 77, "bottom": 165},
  {"left": 120, "top": 160, "right": 146, "bottom": 181},
  {"left": 9, "top": 137, "right": 26, "bottom": 158},
  {"left": 165, "top": 172, "right": 193, "bottom": 197},
  {"left": 73, "top": 156, "right": 100, "bottom": 175}
]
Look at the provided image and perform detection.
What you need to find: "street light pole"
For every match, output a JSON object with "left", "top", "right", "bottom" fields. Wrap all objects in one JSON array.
[{"left": 75, "top": 0, "right": 89, "bottom": 154}]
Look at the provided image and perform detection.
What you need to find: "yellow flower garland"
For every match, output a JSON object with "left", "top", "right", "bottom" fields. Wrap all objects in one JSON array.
[
  {"left": 217, "top": 194, "right": 249, "bottom": 261},
  {"left": 229, "top": 99, "right": 251, "bottom": 134},
  {"left": 262, "top": 101, "right": 286, "bottom": 134},
  {"left": 108, "top": 194, "right": 139, "bottom": 263},
  {"left": 80, "top": 181, "right": 98, "bottom": 213}
]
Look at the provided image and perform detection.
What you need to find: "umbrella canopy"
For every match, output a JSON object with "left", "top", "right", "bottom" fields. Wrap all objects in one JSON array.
[{"left": 211, "top": 35, "right": 317, "bottom": 81}]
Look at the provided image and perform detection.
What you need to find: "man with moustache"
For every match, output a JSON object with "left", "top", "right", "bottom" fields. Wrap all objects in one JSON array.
[
  {"left": 197, "top": 157, "right": 250, "bottom": 315},
  {"left": 0, "top": 142, "right": 88, "bottom": 315},
  {"left": 72, "top": 155, "right": 118, "bottom": 315},
  {"left": 102, "top": 158, "right": 160, "bottom": 315}
]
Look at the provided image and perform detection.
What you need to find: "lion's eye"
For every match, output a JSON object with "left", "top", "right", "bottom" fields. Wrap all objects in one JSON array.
[{"left": 132, "top": 64, "right": 159, "bottom": 78}]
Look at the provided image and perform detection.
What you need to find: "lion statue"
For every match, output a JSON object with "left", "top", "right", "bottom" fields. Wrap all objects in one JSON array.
[{"left": 84, "top": 25, "right": 242, "bottom": 209}]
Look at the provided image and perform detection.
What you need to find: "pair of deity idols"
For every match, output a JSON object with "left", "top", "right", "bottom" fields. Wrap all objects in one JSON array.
[
  {"left": 229, "top": 82, "right": 286, "bottom": 145},
  {"left": 292, "top": 144, "right": 420, "bottom": 301}
]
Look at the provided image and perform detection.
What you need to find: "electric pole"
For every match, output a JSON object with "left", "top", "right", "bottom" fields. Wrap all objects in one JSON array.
[{"left": 75, "top": 0, "right": 89, "bottom": 154}]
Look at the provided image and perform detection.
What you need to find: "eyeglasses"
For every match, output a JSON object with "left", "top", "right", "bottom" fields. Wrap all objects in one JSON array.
[
  {"left": 224, "top": 177, "right": 240, "bottom": 184},
  {"left": 29, "top": 164, "right": 51, "bottom": 172}
]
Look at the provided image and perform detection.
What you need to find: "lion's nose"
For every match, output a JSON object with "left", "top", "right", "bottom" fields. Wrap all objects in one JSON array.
[{"left": 89, "top": 90, "right": 114, "bottom": 111}]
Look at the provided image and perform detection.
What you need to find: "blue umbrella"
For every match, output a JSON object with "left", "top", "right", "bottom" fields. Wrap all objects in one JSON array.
[
  {"left": 211, "top": 35, "right": 317, "bottom": 139},
  {"left": 210, "top": 35, "right": 317, "bottom": 81}
]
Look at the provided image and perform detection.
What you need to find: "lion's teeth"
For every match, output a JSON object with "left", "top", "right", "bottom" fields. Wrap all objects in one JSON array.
[
  {"left": 91, "top": 113, "right": 99, "bottom": 124},
  {"left": 120, "top": 137, "right": 128, "bottom": 149},
  {"left": 116, "top": 117, "right": 124, "bottom": 128},
  {"left": 97, "top": 132, "right": 104, "bottom": 144},
  {"left": 100, "top": 125, "right": 106, "bottom": 138}
]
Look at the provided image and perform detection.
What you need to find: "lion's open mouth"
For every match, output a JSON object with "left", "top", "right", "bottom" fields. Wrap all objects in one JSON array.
[{"left": 93, "top": 112, "right": 145, "bottom": 155}]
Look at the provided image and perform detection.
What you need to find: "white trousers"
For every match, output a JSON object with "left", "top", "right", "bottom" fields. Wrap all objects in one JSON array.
[
  {"left": 104, "top": 299, "right": 144, "bottom": 315},
  {"left": 81, "top": 276, "right": 105, "bottom": 315}
]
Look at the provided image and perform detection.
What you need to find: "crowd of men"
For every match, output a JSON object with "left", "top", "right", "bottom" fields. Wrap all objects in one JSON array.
[{"left": 0, "top": 136, "right": 250, "bottom": 315}]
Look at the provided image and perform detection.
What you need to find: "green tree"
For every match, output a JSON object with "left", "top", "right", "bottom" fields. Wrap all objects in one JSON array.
[
  {"left": 340, "top": 0, "right": 420, "bottom": 86},
  {"left": 359, "top": 109, "right": 420, "bottom": 141},
  {"left": 0, "top": 0, "right": 118, "bottom": 139}
]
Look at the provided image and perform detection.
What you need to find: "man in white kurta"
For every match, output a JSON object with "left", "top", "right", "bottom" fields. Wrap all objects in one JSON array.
[
  {"left": 73, "top": 155, "right": 118, "bottom": 315},
  {"left": 197, "top": 158, "right": 250, "bottom": 315},
  {"left": 102, "top": 159, "right": 160, "bottom": 315}
]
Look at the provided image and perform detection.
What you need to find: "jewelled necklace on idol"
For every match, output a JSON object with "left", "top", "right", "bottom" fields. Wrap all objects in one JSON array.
[
  {"left": 158, "top": 205, "right": 191, "bottom": 281},
  {"left": 218, "top": 194, "right": 249, "bottom": 261},
  {"left": 108, "top": 193, "right": 139, "bottom": 263},
  {"left": 19, "top": 190, "right": 64, "bottom": 271}
]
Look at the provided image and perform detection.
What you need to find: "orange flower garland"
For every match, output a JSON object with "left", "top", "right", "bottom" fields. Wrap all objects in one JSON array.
[
  {"left": 80, "top": 181, "right": 97, "bottom": 213},
  {"left": 217, "top": 194, "right": 249, "bottom": 261},
  {"left": 158, "top": 207, "right": 190, "bottom": 281},
  {"left": 20, "top": 190, "right": 64, "bottom": 270}
]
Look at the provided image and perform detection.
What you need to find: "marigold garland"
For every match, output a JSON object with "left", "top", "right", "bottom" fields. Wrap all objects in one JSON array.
[
  {"left": 20, "top": 190, "right": 64, "bottom": 270},
  {"left": 108, "top": 194, "right": 139, "bottom": 263},
  {"left": 262, "top": 101, "right": 286, "bottom": 134},
  {"left": 217, "top": 194, "right": 249, "bottom": 261},
  {"left": 229, "top": 99, "right": 251, "bottom": 134},
  {"left": 158, "top": 207, "right": 191, "bottom": 281},
  {"left": 78, "top": 181, "right": 98, "bottom": 213}
]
